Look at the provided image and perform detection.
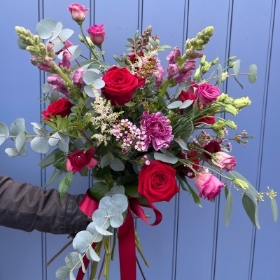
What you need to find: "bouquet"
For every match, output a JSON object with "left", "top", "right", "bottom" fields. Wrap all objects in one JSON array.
[{"left": 0, "top": 3, "right": 277, "bottom": 280}]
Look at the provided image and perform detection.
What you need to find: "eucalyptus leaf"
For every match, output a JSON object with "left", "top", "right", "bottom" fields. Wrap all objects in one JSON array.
[
  {"left": 86, "top": 223, "right": 103, "bottom": 242},
  {"left": 106, "top": 185, "right": 125, "bottom": 196},
  {"left": 106, "top": 205, "right": 124, "bottom": 228},
  {"left": 91, "top": 209, "right": 110, "bottom": 229},
  {"left": 42, "top": 83, "right": 52, "bottom": 94},
  {"left": 45, "top": 168, "right": 63, "bottom": 187},
  {"left": 154, "top": 152, "right": 178, "bottom": 164},
  {"left": 79, "top": 253, "right": 86, "bottom": 273},
  {"left": 233, "top": 59, "right": 241, "bottom": 76},
  {"left": 15, "top": 131, "right": 26, "bottom": 152},
  {"left": 88, "top": 246, "right": 100, "bottom": 262},
  {"left": 225, "top": 186, "right": 233, "bottom": 227},
  {"left": 55, "top": 266, "right": 71, "bottom": 279},
  {"left": 50, "top": 22, "right": 63, "bottom": 40},
  {"left": 57, "top": 133, "right": 70, "bottom": 153},
  {"left": 83, "top": 69, "right": 100, "bottom": 85},
  {"left": 0, "top": 123, "right": 9, "bottom": 145},
  {"left": 167, "top": 101, "right": 183, "bottom": 109},
  {"left": 5, "top": 148, "right": 18, "bottom": 157},
  {"left": 175, "top": 138, "right": 188, "bottom": 150},
  {"left": 95, "top": 225, "right": 113, "bottom": 236},
  {"left": 10, "top": 118, "right": 26, "bottom": 136},
  {"left": 242, "top": 194, "right": 260, "bottom": 229},
  {"left": 36, "top": 19, "right": 57, "bottom": 39},
  {"left": 179, "top": 99, "right": 194, "bottom": 109},
  {"left": 84, "top": 85, "right": 95, "bottom": 98},
  {"left": 69, "top": 270, "right": 76, "bottom": 280},
  {"left": 18, "top": 145, "right": 27, "bottom": 157},
  {"left": 100, "top": 154, "right": 111, "bottom": 168},
  {"left": 65, "top": 252, "right": 81, "bottom": 269},
  {"left": 271, "top": 198, "right": 278, "bottom": 223},
  {"left": 99, "top": 196, "right": 113, "bottom": 209},
  {"left": 73, "top": 230, "right": 93, "bottom": 254},
  {"left": 93, "top": 79, "right": 105, "bottom": 89},
  {"left": 111, "top": 194, "right": 128, "bottom": 213},
  {"left": 248, "top": 64, "right": 257, "bottom": 84},
  {"left": 17, "top": 37, "right": 28, "bottom": 50},
  {"left": 31, "top": 135, "right": 50, "bottom": 153},
  {"left": 110, "top": 158, "right": 125, "bottom": 171}
]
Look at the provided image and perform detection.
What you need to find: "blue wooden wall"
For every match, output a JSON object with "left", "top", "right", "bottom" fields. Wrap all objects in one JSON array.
[{"left": 0, "top": 0, "right": 279, "bottom": 279}]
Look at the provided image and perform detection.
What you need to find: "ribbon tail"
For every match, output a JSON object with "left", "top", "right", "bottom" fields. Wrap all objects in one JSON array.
[{"left": 118, "top": 210, "right": 136, "bottom": 280}]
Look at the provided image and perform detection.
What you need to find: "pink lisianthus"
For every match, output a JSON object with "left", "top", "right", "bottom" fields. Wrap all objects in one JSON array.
[
  {"left": 47, "top": 74, "right": 69, "bottom": 95},
  {"left": 140, "top": 111, "right": 174, "bottom": 151},
  {"left": 197, "top": 83, "right": 220, "bottom": 106},
  {"left": 87, "top": 24, "right": 105, "bottom": 47},
  {"left": 68, "top": 3, "right": 89, "bottom": 24},
  {"left": 73, "top": 67, "right": 86, "bottom": 88},
  {"left": 194, "top": 170, "right": 225, "bottom": 200},
  {"left": 66, "top": 148, "right": 97, "bottom": 172},
  {"left": 212, "top": 151, "right": 236, "bottom": 171}
]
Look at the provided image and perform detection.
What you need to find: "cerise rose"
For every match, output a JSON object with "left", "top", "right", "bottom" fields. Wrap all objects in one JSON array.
[
  {"left": 138, "top": 160, "right": 179, "bottom": 203},
  {"left": 42, "top": 98, "right": 73, "bottom": 120},
  {"left": 102, "top": 66, "right": 145, "bottom": 106}
]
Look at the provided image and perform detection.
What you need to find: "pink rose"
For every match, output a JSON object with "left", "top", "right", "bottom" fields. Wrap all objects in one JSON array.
[
  {"left": 66, "top": 148, "right": 97, "bottom": 172},
  {"left": 68, "top": 3, "right": 89, "bottom": 24},
  {"left": 212, "top": 151, "right": 236, "bottom": 171},
  {"left": 194, "top": 170, "right": 225, "bottom": 200},
  {"left": 87, "top": 24, "right": 105, "bottom": 47},
  {"left": 197, "top": 83, "right": 220, "bottom": 106}
]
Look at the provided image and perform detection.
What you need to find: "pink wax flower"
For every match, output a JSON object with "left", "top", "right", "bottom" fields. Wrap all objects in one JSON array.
[
  {"left": 196, "top": 83, "right": 220, "bottom": 106},
  {"left": 212, "top": 151, "right": 236, "bottom": 171},
  {"left": 166, "top": 46, "right": 181, "bottom": 64},
  {"left": 66, "top": 148, "right": 97, "bottom": 172},
  {"left": 194, "top": 170, "right": 225, "bottom": 200},
  {"left": 87, "top": 24, "right": 105, "bottom": 47},
  {"left": 73, "top": 67, "right": 86, "bottom": 88},
  {"left": 47, "top": 74, "right": 69, "bottom": 95},
  {"left": 68, "top": 3, "right": 89, "bottom": 24},
  {"left": 140, "top": 111, "right": 174, "bottom": 151}
]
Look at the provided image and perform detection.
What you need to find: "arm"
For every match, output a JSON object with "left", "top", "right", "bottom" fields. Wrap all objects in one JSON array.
[{"left": 0, "top": 176, "right": 89, "bottom": 235}]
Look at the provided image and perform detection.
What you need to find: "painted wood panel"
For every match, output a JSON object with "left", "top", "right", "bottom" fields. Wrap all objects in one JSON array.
[{"left": 0, "top": 0, "right": 279, "bottom": 279}]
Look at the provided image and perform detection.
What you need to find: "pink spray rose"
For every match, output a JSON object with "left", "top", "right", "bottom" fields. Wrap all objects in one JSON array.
[
  {"left": 66, "top": 148, "right": 97, "bottom": 172},
  {"left": 68, "top": 3, "right": 89, "bottom": 24},
  {"left": 194, "top": 170, "right": 225, "bottom": 200},
  {"left": 140, "top": 111, "right": 174, "bottom": 151},
  {"left": 212, "top": 151, "right": 236, "bottom": 171},
  {"left": 197, "top": 83, "right": 220, "bottom": 106},
  {"left": 87, "top": 24, "right": 105, "bottom": 47}
]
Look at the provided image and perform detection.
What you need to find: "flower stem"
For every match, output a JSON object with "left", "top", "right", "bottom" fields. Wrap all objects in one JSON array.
[
  {"left": 90, "top": 241, "right": 103, "bottom": 280},
  {"left": 135, "top": 230, "right": 150, "bottom": 267}
]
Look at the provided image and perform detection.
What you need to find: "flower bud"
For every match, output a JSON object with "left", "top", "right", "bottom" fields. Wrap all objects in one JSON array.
[
  {"left": 68, "top": 3, "right": 89, "bottom": 24},
  {"left": 86, "top": 36, "right": 94, "bottom": 48},
  {"left": 200, "top": 55, "right": 206, "bottom": 66},
  {"left": 232, "top": 178, "right": 248, "bottom": 189},
  {"left": 193, "top": 67, "right": 201, "bottom": 81},
  {"left": 224, "top": 104, "right": 238, "bottom": 115},
  {"left": 78, "top": 35, "right": 84, "bottom": 42},
  {"left": 87, "top": 24, "right": 106, "bottom": 47},
  {"left": 212, "top": 120, "right": 226, "bottom": 131},
  {"left": 228, "top": 56, "right": 236, "bottom": 61},
  {"left": 221, "top": 72, "right": 229, "bottom": 82},
  {"left": 217, "top": 93, "right": 228, "bottom": 102},
  {"left": 225, "top": 120, "right": 237, "bottom": 130},
  {"left": 33, "top": 35, "right": 41, "bottom": 45},
  {"left": 201, "top": 62, "right": 212, "bottom": 74},
  {"left": 232, "top": 97, "right": 251, "bottom": 109},
  {"left": 26, "top": 46, "right": 40, "bottom": 55},
  {"left": 212, "top": 57, "right": 219, "bottom": 65}
]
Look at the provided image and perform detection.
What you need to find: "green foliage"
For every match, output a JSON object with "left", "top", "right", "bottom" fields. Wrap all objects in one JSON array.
[
  {"left": 90, "top": 182, "right": 111, "bottom": 200},
  {"left": 242, "top": 194, "right": 260, "bottom": 229},
  {"left": 59, "top": 172, "right": 73, "bottom": 198},
  {"left": 225, "top": 186, "right": 233, "bottom": 227}
]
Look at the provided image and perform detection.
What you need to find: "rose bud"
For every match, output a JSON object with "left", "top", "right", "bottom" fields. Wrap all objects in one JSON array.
[{"left": 68, "top": 3, "right": 89, "bottom": 24}]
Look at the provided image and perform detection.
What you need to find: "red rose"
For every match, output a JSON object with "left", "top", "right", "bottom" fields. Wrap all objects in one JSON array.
[
  {"left": 204, "top": 140, "right": 221, "bottom": 159},
  {"left": 42, "top": 98, "right": 73, "bottom": 120},
  {"left": 102, "top": 66, "right": 145, "bottom": 106},
  {"left": 138, "top": 160, "right": 179, "bottom": 203},
  {"left": 66, "top": 148, "right": 98, "bottom": 172}
]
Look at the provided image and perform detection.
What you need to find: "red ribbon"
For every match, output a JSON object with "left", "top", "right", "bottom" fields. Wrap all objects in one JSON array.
[{"left": 77, "top": 192, "right": 162, "bottom": 280}]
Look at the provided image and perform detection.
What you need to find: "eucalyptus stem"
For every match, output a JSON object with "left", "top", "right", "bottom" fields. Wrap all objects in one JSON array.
[
  {"left": 111, "top": 228, "right": 117, "bottom": 261},
  {"left": 103, "top": 236, "right": 111, "bottom": 280},
  {"left": 90, "top": 241, "right": 103, "bottom": 280}
]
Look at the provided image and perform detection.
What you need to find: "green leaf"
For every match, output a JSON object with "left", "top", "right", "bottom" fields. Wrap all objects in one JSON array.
[
  {"left": 225, "top": 186, "right": 233, "bottom": 227},
  {"left": 271, "top": 198, "right": 278, "bottom": 223},
  {"left": 89, "top": 182, "right": 110, "bottom": 200},
  {"left": 10, "top": 118, "right": 26, "bottom": 136},
  {"left": 242, "top": 194, "right": 260, "bottom": 229},
  {"left": 154, "top": 151, "right": 178, "bottom": 164},
  {"left": 175, "top": 138, "right": 188, "bottom": 150},
  {"left": 233, "top": 59, "right": 241, "bottom": 76},
  {"left": 124, "top": 101, "right": 136, "bottom": 107},
  {"left": 53, "top": 150, "right": 67, "bottom": 171},
  {"left": 45, "top": 168, "right": 63, "bottom": 187},
  {"left": 30, "top": 135, "right": 50, "bottom": 154},
  {"left": 0, "top": 122, "right": 9, "bottom": 145},
  {"left": 55, "top": 266, "right": 71, "bottom": 280},
  {"left": 15, "top": 131, "right": 26, "bottom": 152},
  {"left": 5, "top": 147, "right": 18, "bottom": 157},
  {"left": 100, "top": 154, "right": 111, "bottom": 168},
  {"left": 92, "top": 166, "right": 112, "bottom": 181},
  {"left": 59, "top": 172, "right": 73, "bottom": 198},
  {"left": 39, "top": 148, "right": 60, "bottom": 168},
  {"left": 248, "top": 64, "right": 257, "bottom": 83},
  {"left": 125, "top": 185, "right": 139, "bottom": 198}
]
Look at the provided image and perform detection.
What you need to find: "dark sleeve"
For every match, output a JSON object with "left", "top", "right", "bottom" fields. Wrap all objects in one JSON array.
[{"left": 0, "top": 176, "right": 89, "bottom": 235}]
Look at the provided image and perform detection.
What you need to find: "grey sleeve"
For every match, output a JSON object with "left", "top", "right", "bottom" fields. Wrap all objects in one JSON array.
[{"left": 0, "top": 176, "right": 89, "bottom": 235}]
